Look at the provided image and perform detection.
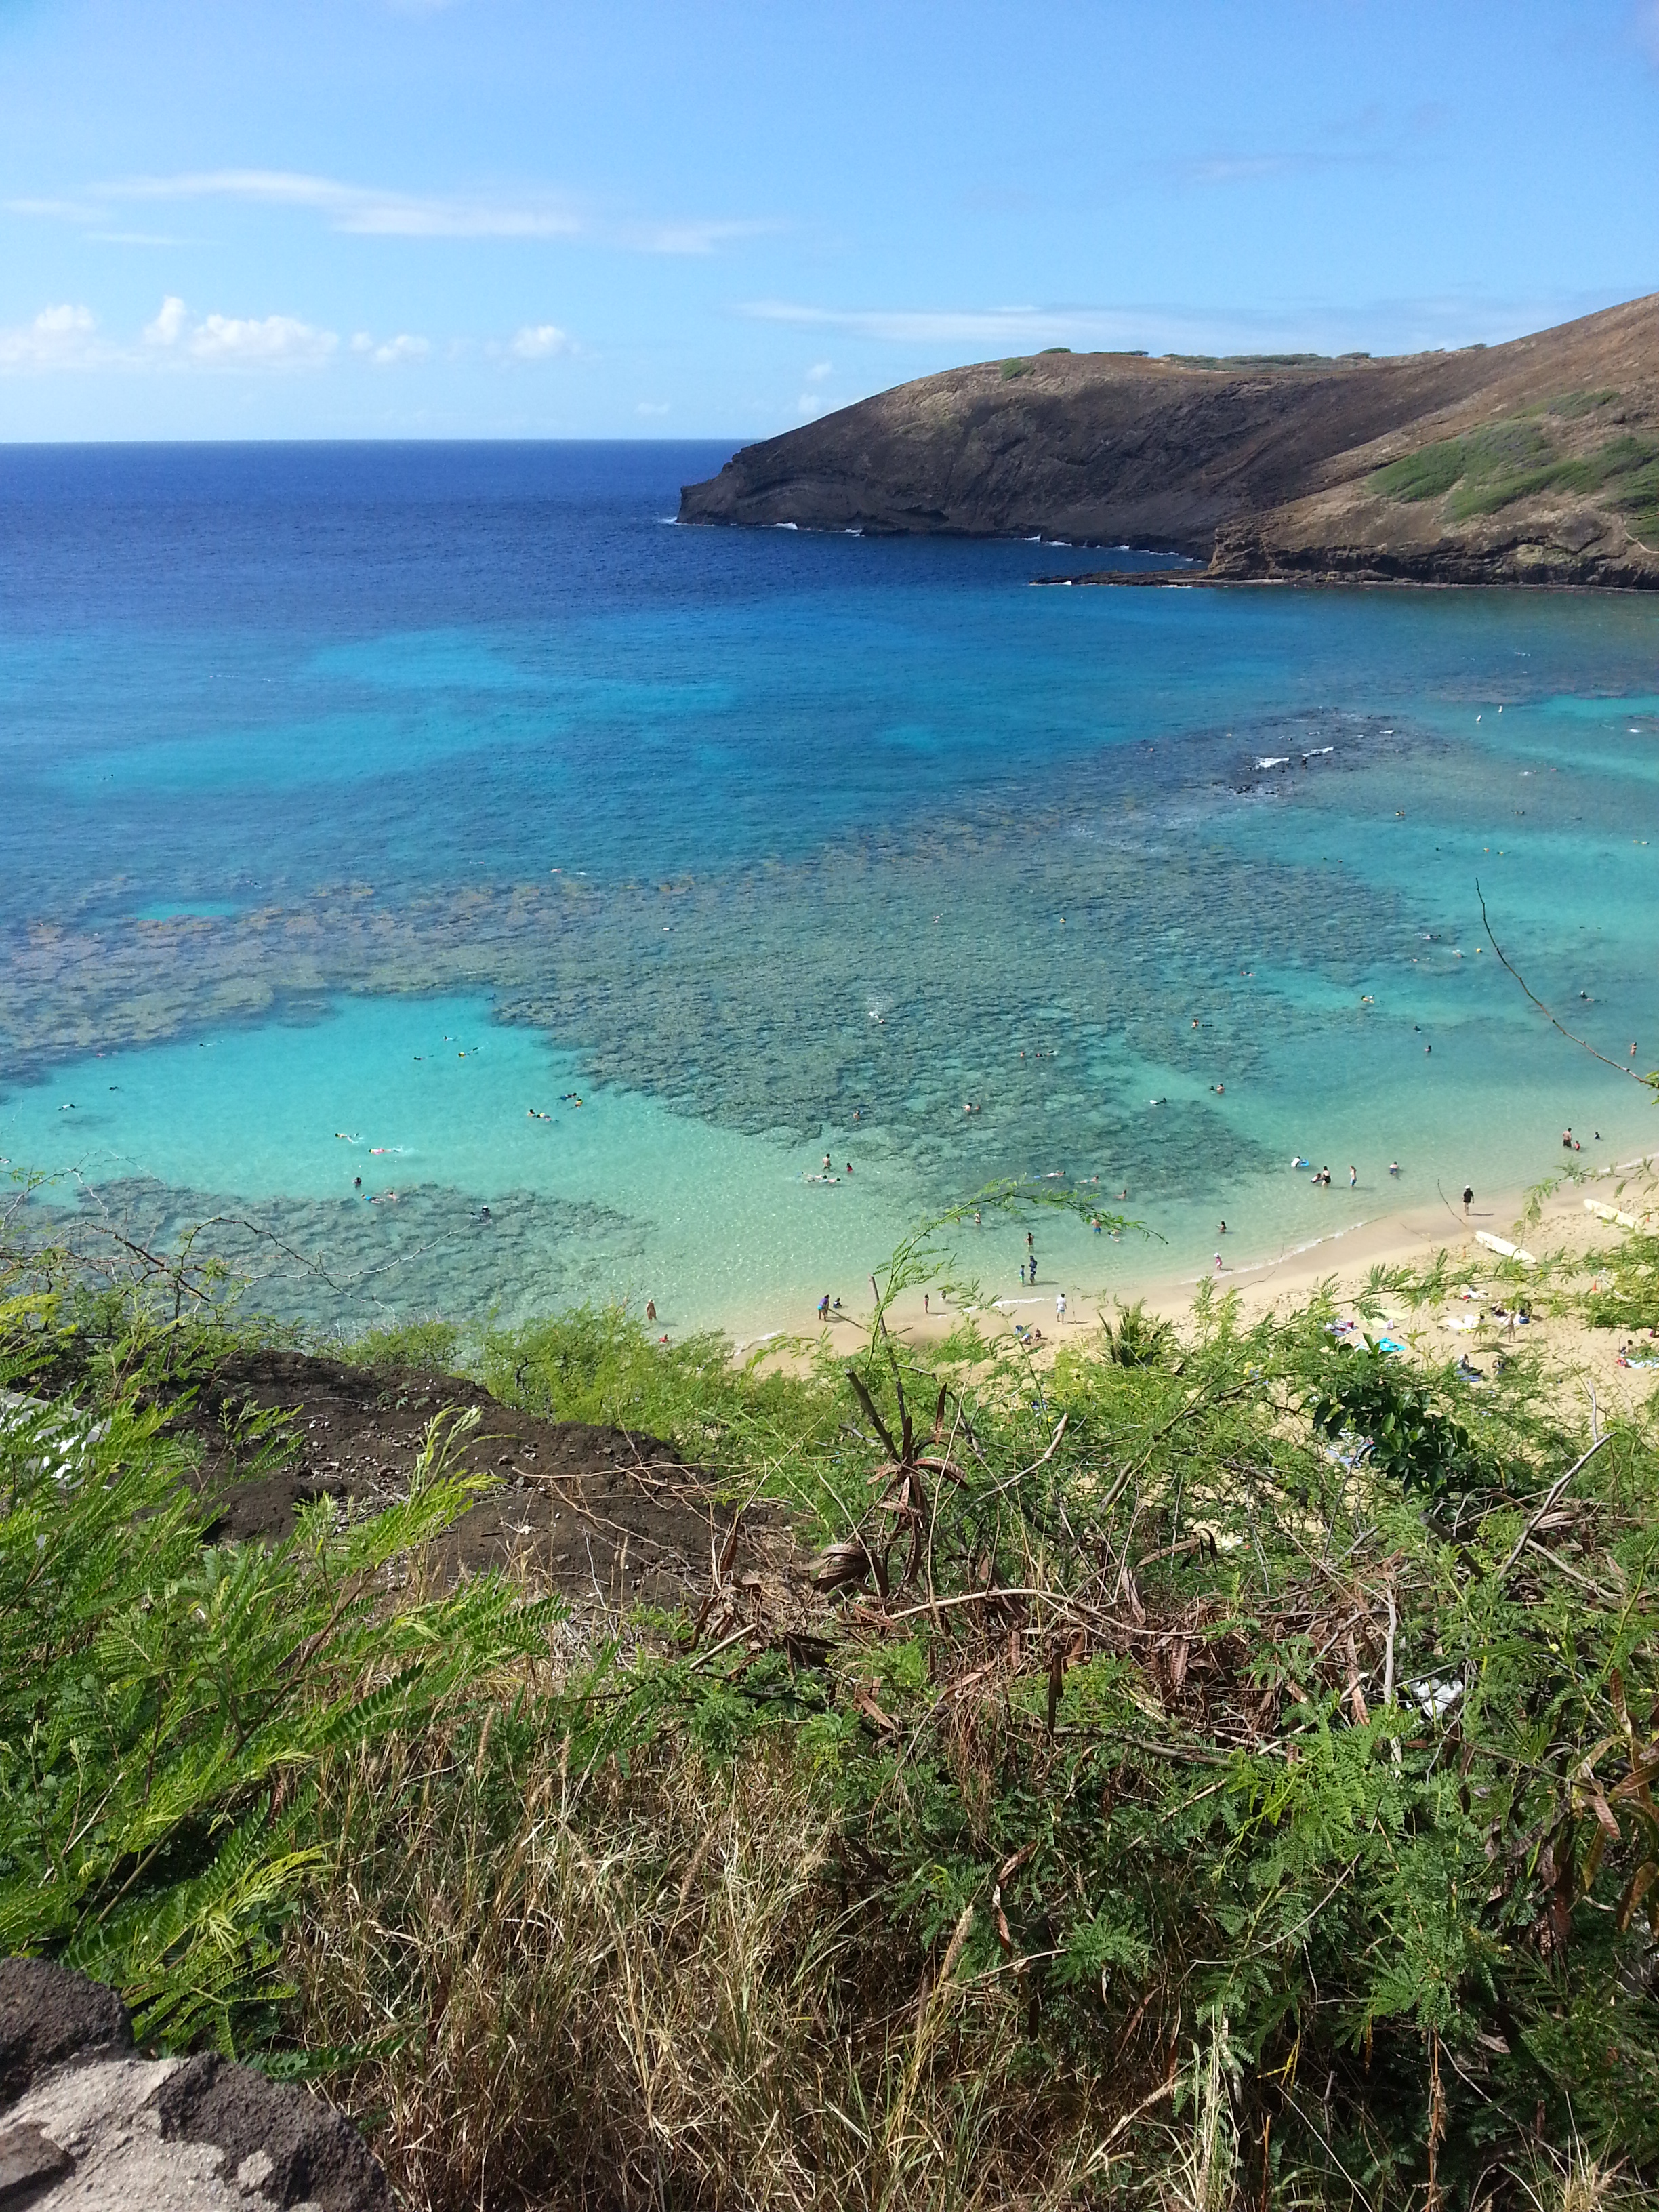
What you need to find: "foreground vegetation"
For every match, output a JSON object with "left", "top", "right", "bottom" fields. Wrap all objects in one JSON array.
[{"left": 3, "top": 1212, "right": 1658, "bottom": 2211}]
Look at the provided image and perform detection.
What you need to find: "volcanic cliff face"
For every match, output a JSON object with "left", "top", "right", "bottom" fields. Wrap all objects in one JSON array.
[{"left": 679, "top": 294, "right": 1659, "bottom": 587}]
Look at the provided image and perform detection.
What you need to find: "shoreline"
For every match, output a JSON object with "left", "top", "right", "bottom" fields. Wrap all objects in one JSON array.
[
  {"left": 722, "top": 1153, "right": 1659, "bottom": 1364},
  {"left": 1030, "top": 569, "right": 1659, "bottom": 594}
]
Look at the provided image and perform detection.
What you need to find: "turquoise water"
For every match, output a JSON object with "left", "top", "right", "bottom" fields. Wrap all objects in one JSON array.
[{"left": 3, "top": 443, "right": 1658, "bottom": 1330}]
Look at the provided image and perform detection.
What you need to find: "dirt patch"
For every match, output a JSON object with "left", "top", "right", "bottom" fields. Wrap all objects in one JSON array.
[{"left": 167, "top": 1349, "right": 785, "bottom": 1615}]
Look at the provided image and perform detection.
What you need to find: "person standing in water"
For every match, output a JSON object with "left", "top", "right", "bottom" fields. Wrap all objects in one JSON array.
[{"left": 1349, "top": 1165, "right": 1357, "bottom": 1189}]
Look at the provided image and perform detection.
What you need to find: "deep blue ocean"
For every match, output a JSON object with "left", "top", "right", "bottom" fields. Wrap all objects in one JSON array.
[{"left": 3, "top": 441, "right": 1658, "bottom": 1332}]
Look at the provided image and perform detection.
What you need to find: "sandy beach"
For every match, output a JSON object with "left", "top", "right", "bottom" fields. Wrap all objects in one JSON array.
[{"left": 735, "top": 1150, "right": 1659, "bottom": 1417}]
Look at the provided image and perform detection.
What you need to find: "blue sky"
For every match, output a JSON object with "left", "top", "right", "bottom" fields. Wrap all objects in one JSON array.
[{"left": 1, "top": 0, "right": 1656, "bottom": 440}]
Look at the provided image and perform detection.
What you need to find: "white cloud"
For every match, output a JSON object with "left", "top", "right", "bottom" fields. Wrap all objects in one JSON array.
[
  {"left": 806, "top": 359, "right": 832, "bottom": 381},
  {"left": 510, "top": 323, "right": 569, "bottom": 359},
  {"left": 362, "top": 332, "right": 430, "bottom": 365},
  {"left": 0, "top": 303, "right": 101, "bottom": 369},
  {"left": 145, "top": 295, "right": 337, "bottom": 367},
  {"left": 796, "top": 393, "right": 829, "bottom": 419},
  {"left": 188, "top": 311, "right": 337, "bottom": 365},
  {"left": 145, "top": 295, "right": 188, "bottom": 345},
  {"left": 635, "top": 400, "right": 670, "bottom": 417}
]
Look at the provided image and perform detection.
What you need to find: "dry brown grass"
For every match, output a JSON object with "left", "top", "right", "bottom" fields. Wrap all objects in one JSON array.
[{"left": 293, "top": 1706, "right": 1114, "bottom": 2212}]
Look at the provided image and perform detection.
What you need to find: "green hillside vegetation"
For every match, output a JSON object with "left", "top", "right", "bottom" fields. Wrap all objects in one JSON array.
[
  {"left": 1371, "top": 407, "right": 1659, "bottom": 537},
  {"left": 3, "top": 1218, "right": 1658, "bottom": 2211}
]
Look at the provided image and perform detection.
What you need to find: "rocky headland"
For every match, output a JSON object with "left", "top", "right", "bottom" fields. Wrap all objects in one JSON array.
[{"left": 679, "top": 293, "right": 1659, "bottom": 587}]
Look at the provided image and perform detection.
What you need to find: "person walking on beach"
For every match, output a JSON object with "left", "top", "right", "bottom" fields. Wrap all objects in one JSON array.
[
  {"left": 1056, "top": 1291, "right": 1066, "bottom": 1326},
  {"left": 818, "top": 1294, "right": 830, "bottom": 1323},
  {"left": 1462, "top": 1185, "right": 1474, "bottom": 1216}
]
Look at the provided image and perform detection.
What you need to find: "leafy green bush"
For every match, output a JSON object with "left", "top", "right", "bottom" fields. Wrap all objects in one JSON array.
[
  {"left": 0, "top": 1390, "right": 557, "bottom": 2053},
  {"left": 337, "top": 1316, "right": 464, "bottom": 1374},
  {"left": 1310, "top": 1338, "right": 1484, "bottom": 1494}
]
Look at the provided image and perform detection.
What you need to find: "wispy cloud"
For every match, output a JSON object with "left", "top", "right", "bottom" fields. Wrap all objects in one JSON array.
[
  {"left": 743, "top": 289, "right": 1618, "bottom": 362},
  {"left": 68, "top": 169, "right": 772, "bottom": 253},
  {"left": 1174, "top": 150, "right": 1379, "bottom": 188},
  {"left": 806, "top": 359, "right": 833, "bottom": 381},
  {"left": 1637, "top": 0, "right": 1659, "bottom": 62},
  {"left": 110, "top": 169, "right": 583, "bottom": 239},
  {"left": 616, "top": 217, "right": 776, "bottom": 256},
  {"left": 635, "top": 400, "right": 670, "bottom": 417},
  {"left": 4, "top": 196, "right": 104, "bottom": 222},
  {"left": 743, "top": 301, "right": 1155, "bottom": 350}
]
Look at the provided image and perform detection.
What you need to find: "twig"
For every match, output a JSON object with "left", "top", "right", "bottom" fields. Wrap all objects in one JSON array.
[
  {"left": 1494, "top": 1435, "right": 1612, "bottom": 1582},
  {"left": 1478, "top": 882, "right": 1649, "bottom": 1083}
]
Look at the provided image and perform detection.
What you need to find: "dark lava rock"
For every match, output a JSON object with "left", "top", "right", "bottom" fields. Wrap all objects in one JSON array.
[
  {"left": 152, "top": 2055, "right": 392, "bottom": 2212},
  {"left": 0, "top": 1959, "right": 131, "bottom": 2106}
]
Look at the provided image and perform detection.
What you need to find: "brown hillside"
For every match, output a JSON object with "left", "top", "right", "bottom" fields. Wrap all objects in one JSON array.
[{"left": 679, "top": 294, "right": 1659, "bottom": 587}]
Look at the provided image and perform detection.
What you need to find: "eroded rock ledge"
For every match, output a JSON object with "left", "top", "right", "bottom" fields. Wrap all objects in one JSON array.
[{"left": 0, "top": 1957, "right": 390, "bottom": 2212}]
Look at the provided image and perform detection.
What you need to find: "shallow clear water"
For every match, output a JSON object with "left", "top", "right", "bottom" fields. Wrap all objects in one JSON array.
[{"left": 3, "top": 443, "right": 1658, "bottom": 1330}]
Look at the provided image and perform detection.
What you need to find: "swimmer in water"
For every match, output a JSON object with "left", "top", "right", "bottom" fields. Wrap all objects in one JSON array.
[
  {"left": 1389, "top": 1161, "right": 1400, "bottom": 1176},
  {"left": 823, "top": 1153, "right": 832, "bottom": 1173}
]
